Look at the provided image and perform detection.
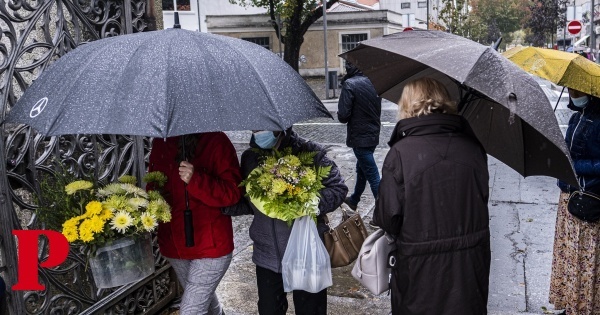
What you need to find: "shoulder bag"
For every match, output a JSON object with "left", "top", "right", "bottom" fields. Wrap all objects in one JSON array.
[
  {"left": 323, "top": 208, "right": 368, "bottom": 268},
  {"left": 567, "top": 190, "right": 600, "bottom": 223},
  {"left": 351, "top": 228, "right": 396, "bottom": 295}
]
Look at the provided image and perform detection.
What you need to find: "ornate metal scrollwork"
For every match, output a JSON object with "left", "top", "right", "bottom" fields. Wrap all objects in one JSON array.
[{"left": 0, "top": 0, "right": 172, "bottom": 312}]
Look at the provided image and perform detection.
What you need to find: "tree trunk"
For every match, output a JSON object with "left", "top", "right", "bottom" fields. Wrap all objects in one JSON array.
[{"left": 283, "top": 31, "right": 303, "bottom": 72}]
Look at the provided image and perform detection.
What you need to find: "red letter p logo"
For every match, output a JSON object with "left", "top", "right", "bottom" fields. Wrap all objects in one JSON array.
[{"left": 12, "top": 230, "right": 70, "bottom": 291}]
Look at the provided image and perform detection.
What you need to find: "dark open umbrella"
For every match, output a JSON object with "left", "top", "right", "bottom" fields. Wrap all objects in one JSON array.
[
  {"left": 4, "top": 28, "right": 330, "bottom": 137},
  {"left": 4, "top": 20, "right": 332, "bottom": 246},
  {"left": 341, "top": 31, "right": 577, "bottom": 186}
]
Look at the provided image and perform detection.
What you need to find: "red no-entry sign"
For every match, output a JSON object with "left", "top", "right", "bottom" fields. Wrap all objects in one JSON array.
[
  {"left": 403, "top": 27, "right": 414, "bottom": 31},
  {"left": 567, "top": 20, "right": 583, "bottom": 35}
]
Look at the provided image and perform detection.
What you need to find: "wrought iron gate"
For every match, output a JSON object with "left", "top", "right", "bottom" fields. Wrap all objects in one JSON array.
[{"left": 0, "top": 0, "right": 178, "bottom": 313}]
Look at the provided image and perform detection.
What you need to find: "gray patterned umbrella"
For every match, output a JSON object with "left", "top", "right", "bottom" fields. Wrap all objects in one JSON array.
[
  {"left": 4, "top": 25, "right": 331, "bottom": 248},
  {"left": 341, "top": 30, "right": 577, "bottom": 186},
  {"left": 4, "top": 28, "right": 331, "bottom": 137}
]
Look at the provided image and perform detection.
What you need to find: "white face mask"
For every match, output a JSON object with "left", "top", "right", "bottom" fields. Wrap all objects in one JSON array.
[{"left": 572, "top": 95, "right": 589, "bottom": 108}]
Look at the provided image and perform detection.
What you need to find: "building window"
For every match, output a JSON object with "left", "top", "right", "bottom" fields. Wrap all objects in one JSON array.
[
  {"left": 418, "top": 1, "right": 427, "bottom": 8},
  {"left": 243, "top": 37, "right": 270, "bottom": 50},
  {"left": 162, "top": 0, "right": 190, "bottom": 11},
  {"left": 401, "top": 2, "right": 411, "bottom": 9},
  {"left": 341, "top": 33, "right": 368, "bottom": 52}
]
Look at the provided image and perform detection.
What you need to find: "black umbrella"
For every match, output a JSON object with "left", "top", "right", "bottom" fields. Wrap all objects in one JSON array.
[
  {"left": 4, "top": 17, "right": 332, "bottom": 246},
  {"left": 341, "top": 31, "right": 577, "bottom": 186},
  {"left": 4, "top": 27, "right": 330, "bottom": 137}
]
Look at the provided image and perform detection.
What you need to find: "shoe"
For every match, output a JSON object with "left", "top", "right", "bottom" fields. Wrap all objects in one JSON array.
[
  {"left": 368, "top": 220, "right": 379, "bottom": 229},
  {"left": 344, "top": 197, "right": 357, "bottom": 210}
]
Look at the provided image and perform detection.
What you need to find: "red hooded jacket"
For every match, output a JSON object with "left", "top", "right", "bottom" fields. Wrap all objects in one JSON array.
[{"left": 148, "top": 132, "right": 242, "bottom": 259}]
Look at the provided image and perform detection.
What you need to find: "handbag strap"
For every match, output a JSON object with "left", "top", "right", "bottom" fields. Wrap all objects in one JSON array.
[
  {"left": 323, "top": 207, "right": 351, "bottom": 232},
  {"left": 571, "top": 190, "right": 600, "bottom": 201}
]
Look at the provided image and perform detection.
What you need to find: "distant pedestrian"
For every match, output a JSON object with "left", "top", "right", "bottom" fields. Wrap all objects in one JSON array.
[
  {"left": 148, "top": 133, "right": 242, "bottom": 315},
  {"left": 337, "top": 61, "right": 382, "bottom": 220},
  {"left": 550, "top": 89, "right": 600, "bottom": 315},
  {"left": 222, "top": 128, "right": 347, "bottom": 315},
  {"left": 373, "top": 77, "right": 490, "bottom": 315}
]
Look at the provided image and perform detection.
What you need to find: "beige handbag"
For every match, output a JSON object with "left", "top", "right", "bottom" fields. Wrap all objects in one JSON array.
[
  {"left": 323, "top": 209, "right": 368, "bottom": 268},
  {"left": 351, "top": 228, "right": 396, "bottom": 295}
]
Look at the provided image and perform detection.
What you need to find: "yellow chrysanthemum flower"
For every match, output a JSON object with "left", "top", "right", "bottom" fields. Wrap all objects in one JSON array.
[
  {"left": 272, "top": 179, "right": 287, "bottom": 195},
  {"left": 79, "top": 219, "right": 95, "bottom": 242},
  {"left": 89, "top": 215, "right": 105, "bottom": 233},
  {"left": 147, "top": 199, "right": 172, "bottom": 222},
  {"left": 85, "top": 201, "right": 103, "bottom": 216},
  {"left": 103, "top": 195, "right": 129, "bottom": 211},
  {"left": 110, "top": 210, "right": 133, "bottom": 234},
  {"left": 99, "top": 208, "right": 114, "bottom": 220},
  {"left": 62, "top": 226, "right": 79, "bottom": 242},
  {"left": 140, "top": 212, "right": 158, "bottom": 231},
  {"left": 65, "top": 180, "right": 93, "bottom": 195},
  {"left": 63, "top": 217, "right": 81, "bottom": 229}
]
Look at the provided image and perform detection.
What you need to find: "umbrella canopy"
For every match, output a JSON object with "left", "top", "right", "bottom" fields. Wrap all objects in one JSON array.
[
  {"left": 4, "top": 28, "right": 331, "bottom": 137},
  {"left": 503, "top": 46, "right": 600, "bottom": 97},
  {"left": 341, "top": 31, "right": 577, "bottom": 186}
]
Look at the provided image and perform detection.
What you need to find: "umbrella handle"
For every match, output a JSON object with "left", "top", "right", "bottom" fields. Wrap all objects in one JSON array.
[
  {"left": 181, "top": 136, "right": 195, "bottom": 247},
  {"left": 554, "top": 86, "right": 566, "bottom": 112},
  {"left": 184, "top": 207, "right": 194, "bottom": 247}
]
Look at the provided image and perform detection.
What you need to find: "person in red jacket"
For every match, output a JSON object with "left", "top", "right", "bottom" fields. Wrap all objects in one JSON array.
[{"left": 149, "top": 132, "right": 242, "bottom": 315}]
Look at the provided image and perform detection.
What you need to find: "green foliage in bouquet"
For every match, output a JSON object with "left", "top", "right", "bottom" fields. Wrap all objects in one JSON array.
[
  {"left": 241, "top": 147, "right": 331, "bottom": 224},
  {"left": 39, "top": 170, "right": 170, "bottom": 256}
]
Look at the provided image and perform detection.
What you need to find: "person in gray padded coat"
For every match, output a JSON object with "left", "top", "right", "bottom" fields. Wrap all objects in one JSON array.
[{"left": 223, "top": 127, "right": 347, "bottom": 315}]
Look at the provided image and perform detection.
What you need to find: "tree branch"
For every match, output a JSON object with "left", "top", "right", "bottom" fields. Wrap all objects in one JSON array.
[{"left": 300, "top": 0, "right": 339, "bottom": 36}]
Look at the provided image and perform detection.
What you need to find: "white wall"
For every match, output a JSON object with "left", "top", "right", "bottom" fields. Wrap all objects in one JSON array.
[{"left": 163, "top": 0, "right": 266, "bottom": 31}]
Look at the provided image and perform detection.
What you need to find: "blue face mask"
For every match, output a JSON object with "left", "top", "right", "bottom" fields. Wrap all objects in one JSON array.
[
  {"left": 253, "top": 131, "right": 278, "bottom": 149},
  {"left": 572, "top": 95, "right": 589, "bottom": 108}
]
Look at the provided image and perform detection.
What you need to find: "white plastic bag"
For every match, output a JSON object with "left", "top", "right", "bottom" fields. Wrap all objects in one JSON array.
[{"left": 282, "top": 216, "right": 332, "bottom": 293}]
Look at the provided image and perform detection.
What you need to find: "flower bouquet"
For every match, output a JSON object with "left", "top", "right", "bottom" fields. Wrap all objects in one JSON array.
[
  {"left": 56, "top": 172, "right": 171, "bottom": 288},
  {"left": 241, "top": 147, "right": 333, "bottom": 293},
  {"left": 241, "top": 147, "right": 331, "bottom": 223}
]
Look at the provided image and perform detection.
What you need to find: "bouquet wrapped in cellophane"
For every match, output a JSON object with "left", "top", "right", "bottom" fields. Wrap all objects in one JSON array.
[
  {"left": 241, "top": 147, "right": 331, "bottom": 224},
  {"left": 59, "top": 172, "right": 171, "bottom": 255}
]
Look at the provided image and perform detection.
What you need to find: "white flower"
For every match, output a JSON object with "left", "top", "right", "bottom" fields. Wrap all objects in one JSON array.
[
  {"left": 120, "top": 183, "right": 149, "bottom": 198},
  {"left": 128, "top": 197, "right": 149, "bottom": 210},
  {"left": 110, "top": 210, "right": 133, "bottom": 234},
  {"left": 140, "top": 212, "right": 158, "bottom": 232}
]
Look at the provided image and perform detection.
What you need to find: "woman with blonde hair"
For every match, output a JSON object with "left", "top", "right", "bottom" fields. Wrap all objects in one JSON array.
[{"left": 373, "top": 77, "right": 491, "bottom": 314}]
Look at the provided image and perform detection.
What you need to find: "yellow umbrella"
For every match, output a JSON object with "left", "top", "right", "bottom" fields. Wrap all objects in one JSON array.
[{"left": 503, "top": 46, "right": 600, "bottom": 98}]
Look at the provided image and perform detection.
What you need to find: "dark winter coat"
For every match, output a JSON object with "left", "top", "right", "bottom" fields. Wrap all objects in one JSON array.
[
  {"left": 337, "top": 73, "right": 382, "bottom": 148},
  {"left": 373, "top": 114, "right": 490, "bottom": 315},
  {"left": 558, "top": 97, "right": 600, "bottom": 195},
  {"left": 149, "top": 133, "right": 242, "bottom": 260},
  {"left": 223, "top": 130, "right": 348, "bottom": 273}
]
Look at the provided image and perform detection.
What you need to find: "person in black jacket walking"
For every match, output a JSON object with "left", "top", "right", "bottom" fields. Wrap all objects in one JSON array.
[{"left": 337, "top": 62, "right": 382, "bottom": 214}]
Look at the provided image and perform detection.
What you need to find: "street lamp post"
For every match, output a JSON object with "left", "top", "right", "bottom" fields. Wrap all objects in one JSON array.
[
  {"left": 426, "top": 0, "right": 429, "bottom": 29},
  {"left": 323, "top": 0, "right": 329, "bottom": 99},
  {"left": 592, "top": 0, "right": 596, "bottom": 53}
]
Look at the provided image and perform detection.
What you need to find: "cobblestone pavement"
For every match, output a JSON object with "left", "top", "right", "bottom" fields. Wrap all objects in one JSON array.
[{"left": 168, "top": 77, "right": 573, "bottom": 315}]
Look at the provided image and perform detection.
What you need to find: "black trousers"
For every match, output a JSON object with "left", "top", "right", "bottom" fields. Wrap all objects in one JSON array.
[{"left": 255, "top": 265, "right": 327, "bottom": 315}]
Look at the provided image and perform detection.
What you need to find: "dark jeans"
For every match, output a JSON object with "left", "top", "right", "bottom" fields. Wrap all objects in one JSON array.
[
  {"left": 255, "top": 265, "right": 327, "bottom": 315},
  {"left": 349, "top": 146, "right": 380, "bottom": 205}
]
